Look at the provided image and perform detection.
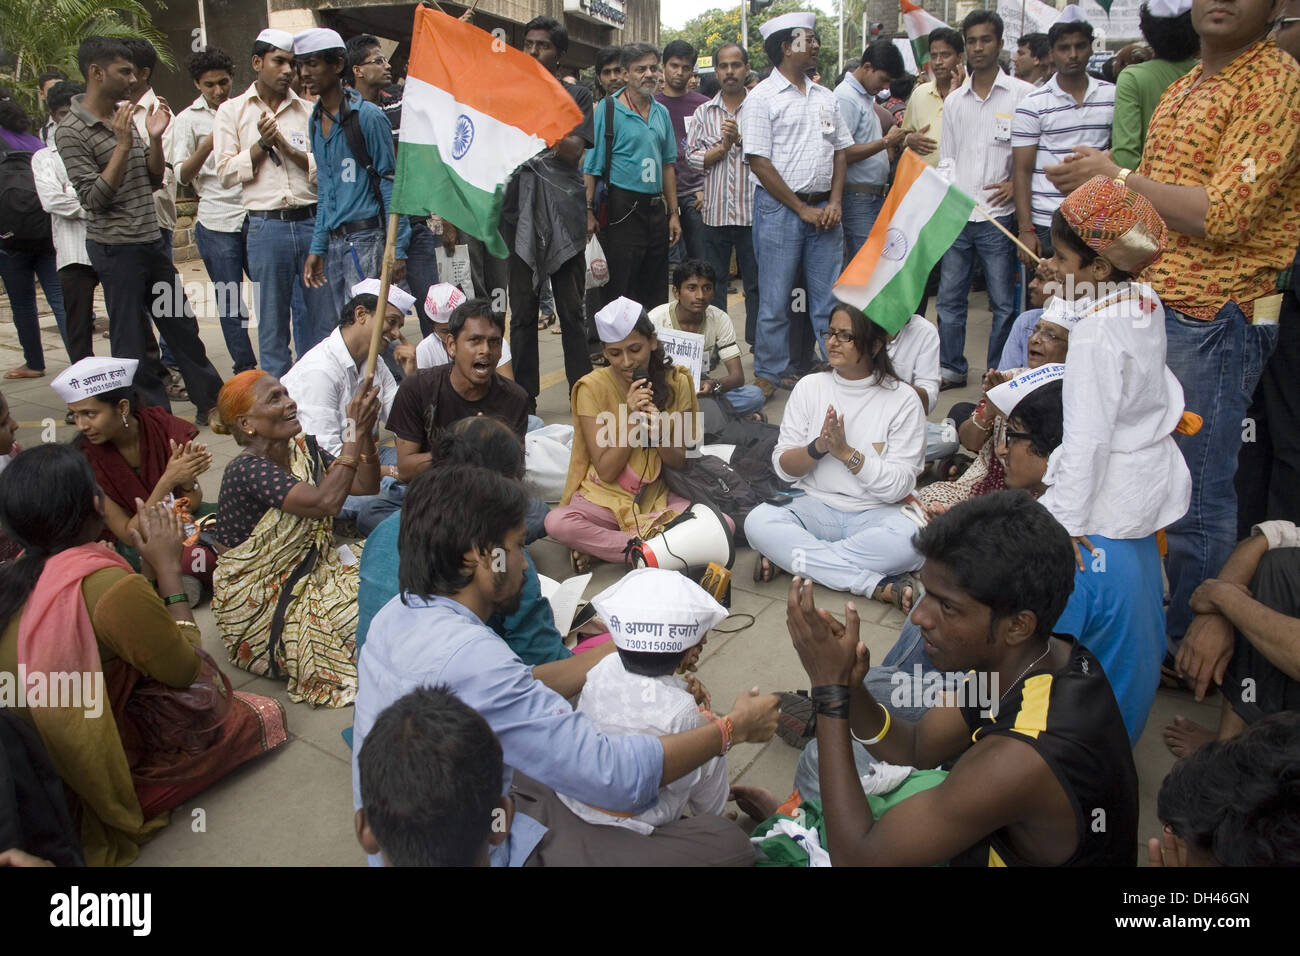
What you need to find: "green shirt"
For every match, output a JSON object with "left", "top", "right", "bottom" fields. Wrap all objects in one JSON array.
[
  {"left": 584, "top": 93, "right": 677, "bottom": 195},
  {"left": 1110, "top": 57, "right": 1199, "bottom": 170}
]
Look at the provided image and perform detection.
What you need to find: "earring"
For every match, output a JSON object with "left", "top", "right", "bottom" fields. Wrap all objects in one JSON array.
[{"left": 121, "top": 415, "right": 129, "bottom": 428}]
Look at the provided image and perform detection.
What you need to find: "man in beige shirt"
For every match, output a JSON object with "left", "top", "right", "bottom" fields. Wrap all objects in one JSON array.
[{"left": 212, "top": 28, "right": 330, "bottom": 377}]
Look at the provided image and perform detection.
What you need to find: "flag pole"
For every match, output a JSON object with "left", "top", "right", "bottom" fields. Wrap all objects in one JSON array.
[
  {"left": 365, "top": 212, "right": 402, "bottom": 380},
  {"left": 973, "top": 205, "right": 1041, "bottom": 262}
]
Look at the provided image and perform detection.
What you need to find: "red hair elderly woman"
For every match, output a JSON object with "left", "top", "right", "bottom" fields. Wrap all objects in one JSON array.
[{"left": 210, "top": 369, "right": 380, "bottom": 707}]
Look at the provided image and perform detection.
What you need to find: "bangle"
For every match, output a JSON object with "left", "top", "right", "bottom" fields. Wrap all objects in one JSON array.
[
  {"left": 851, "top": 702, "right": 892, "bottom": 746},
  {"left": 358, "top": 451, "right": 378, "bottom": 465},
  {"left": 810, "top": 684, "right": 851, "bottom": 719},
  {"left": 807, "top": 438, "right": 828, "bottom": 460},
  {"left": 698, "top": 708, "right": 733, "bottom": 754},
  {"left": 330, "top": 456, "right": 358, "bottom": 472},
  {"left": 162, "top": 592, "right": 189, "bottom": 606},
  {"left": 1115, "top": 167, "right": 1133, "bottom": 186}
]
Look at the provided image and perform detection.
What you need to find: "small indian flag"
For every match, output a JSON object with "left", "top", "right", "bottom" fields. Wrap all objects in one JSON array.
[
  {"left": 901, "top": 0, "right": 953, "bottom": 66},
  {"left": 391, "top": 6, "right": 583, "bottom": 258},
  {"left": 833, "top": 150, "right": 975, "bottom": 334}
]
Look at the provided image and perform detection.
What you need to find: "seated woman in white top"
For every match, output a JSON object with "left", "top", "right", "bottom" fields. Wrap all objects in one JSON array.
[
  {"left": 745, "top": 303, "right": 927, "bottom": 598},
  {"left": 415, "top": 283, "right": 514, "bottom": 380}
]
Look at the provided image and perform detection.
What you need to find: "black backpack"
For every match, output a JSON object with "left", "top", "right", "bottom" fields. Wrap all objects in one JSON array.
[
  {"left": 662, "top": 449, "right": 794, "bottom": 546},
  {"left": 0, "top": 146, "right": 52, "bottom": 252}
]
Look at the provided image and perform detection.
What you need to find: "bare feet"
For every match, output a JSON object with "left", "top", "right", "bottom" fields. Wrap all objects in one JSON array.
[
  {"left": 570, "top": 550, "right": 593, "bottom": 574},
  {"left": 1163, "top": 715, "right": 1217, "bottom": 758},
  {"left": 729, "top": 784, "right": 780, "bottom": 822},
  {"left": 4, "top": 365, "right": 44, "bottom": 380}
]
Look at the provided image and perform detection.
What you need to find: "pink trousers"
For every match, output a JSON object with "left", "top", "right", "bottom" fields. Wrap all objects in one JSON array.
[{"left": 544, "top": 492, "right": 694, "bottom": 564}]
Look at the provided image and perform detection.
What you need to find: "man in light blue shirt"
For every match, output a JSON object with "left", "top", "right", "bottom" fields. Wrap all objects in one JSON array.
[
  {"left": 833, "top": 40, "right": 907, "bottom": 260},
  {"left": 352, "top": 463, "right": 779, "bottom": 866},
  {"left": 295, "top": 28, "right": 409, "bottom": 320}
]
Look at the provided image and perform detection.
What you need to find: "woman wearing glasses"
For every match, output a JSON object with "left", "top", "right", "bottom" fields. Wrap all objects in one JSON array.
[{"left": 745, "top": 303, "right": 927, "bottom": 606}]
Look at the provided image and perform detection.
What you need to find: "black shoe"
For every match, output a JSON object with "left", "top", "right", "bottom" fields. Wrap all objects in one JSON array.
[{"left": 939, "top": 376, "right": 967, "bottom": 392}]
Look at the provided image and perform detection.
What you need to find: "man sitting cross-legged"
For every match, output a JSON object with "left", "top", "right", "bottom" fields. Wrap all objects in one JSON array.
[
  {"left": 743, "top": 491, "right": 1139, "bottom": 866},
  {"left": 1164, "top": 520, "right": 1300, "bottom": 757},
  {"left": 352, "top": 463, "right": 780, "bottom": 866}
]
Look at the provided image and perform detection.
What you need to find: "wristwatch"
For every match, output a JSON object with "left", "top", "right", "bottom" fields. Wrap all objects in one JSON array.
[{"left": 846, "top": 449, "right": 864, "bottom": 472}]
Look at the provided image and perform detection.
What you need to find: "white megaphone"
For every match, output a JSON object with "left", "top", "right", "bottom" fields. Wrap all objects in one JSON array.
[{"left": 626, "top": 502, "right": 735, "bottom": 573}]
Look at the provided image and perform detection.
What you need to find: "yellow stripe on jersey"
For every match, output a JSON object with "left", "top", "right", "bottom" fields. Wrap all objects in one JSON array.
[
  {"left": 1010, "top": 674, "right": 1054, "bottom": 740},
  {"left": 989, "top": 846, "right": 1007, "bottom": 867}
]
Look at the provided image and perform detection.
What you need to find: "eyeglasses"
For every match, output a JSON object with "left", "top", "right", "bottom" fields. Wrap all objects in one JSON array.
[
  {"left": 360, "top": 56, "right": 388, "bottom": 67},
  {"left": 1029, "top": 324, "right": 1066, "bottom": 344},
  {"left": 822, "top": 328, "right": 857, "bottom": 344},
  {"left": 1004, "top": 429, "right": 1035, "bottom": 443}
]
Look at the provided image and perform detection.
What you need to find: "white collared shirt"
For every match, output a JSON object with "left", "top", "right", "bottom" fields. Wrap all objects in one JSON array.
[
  {"left": 212, "top": 83, "right": 317, "bottom": 210},
  {"left": 556, "top": 654, "right": 728, "bottom": 836},
  {"left": 30, "top": 144, "right": 91, "bottom": 269},
  {"left": 885, "top": 314, "right": 941, "bottom": 413},
  {"left": 1012, "top": 74, "right": 1116, "bottom": 227},
  {"left": 130, "top": 88, "right": 176, "bottom": 231},
  {"left": 1038, "top": 283, "right": 1192, "bottom": 539},
  {"left": 940, "top": 70, "right": 1035, "bottom": 221},
  {"left": 742, "top": 70, "right": 852, "bottom": 194},
  {"left": 281, "top": 328, "right": 398, "bottom": 457},
  {"left": 170, "top": 95, "right": 247, "bottom": 234}
]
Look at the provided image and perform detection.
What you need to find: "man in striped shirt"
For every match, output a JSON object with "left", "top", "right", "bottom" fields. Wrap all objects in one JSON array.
[
  {"left": 56, "top": 36, "right": 223, "bottom": 422},
  {"left": 1012, "top": 20, "right": 1115, "bottom": 263},
  {"left": 685, "top": 42, "right": 758, "bottom": 345}
]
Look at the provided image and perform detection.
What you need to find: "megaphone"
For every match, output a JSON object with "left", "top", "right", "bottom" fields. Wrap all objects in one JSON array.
[{"left": 626, "top": 502, "right": 735, "bottom": 573}]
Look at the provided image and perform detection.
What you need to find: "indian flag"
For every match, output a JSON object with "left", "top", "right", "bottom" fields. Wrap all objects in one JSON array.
[
  {"left": 901, "top": 0, "right": 952, "bottom": 65},
  {"left": 833, "top": 150, "right": 975, "bottom": 334},
  {"left": 391, "top": 6, "right": 583, "bottom": 258}
]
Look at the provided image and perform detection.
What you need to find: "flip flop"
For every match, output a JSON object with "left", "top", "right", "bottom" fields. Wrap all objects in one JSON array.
[
  {"left": 4, "top": 366, "right": 44, "bottom": 380},
  {"left": 752, "top": 553, "right": 782, "bottom": 584},
  {"left": 875, "top": 572, "right": 923, "bottom": 613}
]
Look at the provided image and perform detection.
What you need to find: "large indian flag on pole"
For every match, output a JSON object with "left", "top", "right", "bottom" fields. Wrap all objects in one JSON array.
[
  {"left": 901, "top": 0, "right": 952, "bottom": 65},
  {"left": 391, "top": 6, "right": 583, "bottom": 258},
  {"left": 834, "top": 150, "right": 975, "bottom": 334}
]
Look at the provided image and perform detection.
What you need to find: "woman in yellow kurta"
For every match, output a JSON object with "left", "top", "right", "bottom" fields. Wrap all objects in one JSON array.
[{"left": 544, "top": 298, "right": 703, "bottom": 572}]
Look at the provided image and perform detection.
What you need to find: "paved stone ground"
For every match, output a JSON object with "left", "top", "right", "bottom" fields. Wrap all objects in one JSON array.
[{"left": 0, "top": 259, "right": 1218, "bottom": 865}]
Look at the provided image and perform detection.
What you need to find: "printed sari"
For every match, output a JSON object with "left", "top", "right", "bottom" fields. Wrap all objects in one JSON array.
[{"left": 212, "top": 435, "right": 363, "bottom": 708}]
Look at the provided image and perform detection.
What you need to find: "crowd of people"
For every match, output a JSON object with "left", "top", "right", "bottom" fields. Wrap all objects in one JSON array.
[{"left": 1, "top": 0, "right": 1299, "bottom": 868}]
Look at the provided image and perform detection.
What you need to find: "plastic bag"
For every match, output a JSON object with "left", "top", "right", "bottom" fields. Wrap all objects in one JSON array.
[{"left": 585, "top": 235, "right": 609, "bottom": 289}]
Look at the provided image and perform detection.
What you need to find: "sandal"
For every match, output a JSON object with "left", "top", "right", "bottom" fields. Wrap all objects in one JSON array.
[
  {"left": 537, "top": 313, "right": 556, "bottom": 331},
  {"left": 777, "top": 373, "right": 801, "bottom": 390},
  {"left": 4, "top": 365, "right": 44, "bottom": 380},
  {"left": 165, "top": 368, "right": 189, "bottom": 402},
  {"left": 752, "top": 553, "right": 782, "bottom": 584},
  {"left": 776, "top": 690, "right": 816, "bottom": 750},
  {"left": 874, "top": 572, "right": 922, "bottom": 613}
]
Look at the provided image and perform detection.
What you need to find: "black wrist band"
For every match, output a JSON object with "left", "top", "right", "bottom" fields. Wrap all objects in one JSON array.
[
  {"left": 810, "top": 684, "right": 851, "bottom": 718},
  {"left": 807, "top": 438, "right": 828, "bottom": 460}
]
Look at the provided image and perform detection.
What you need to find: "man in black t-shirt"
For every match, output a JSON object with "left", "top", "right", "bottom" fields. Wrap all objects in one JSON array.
[{"left": 387, "top": 298, "right": 530, "bottom": 482}]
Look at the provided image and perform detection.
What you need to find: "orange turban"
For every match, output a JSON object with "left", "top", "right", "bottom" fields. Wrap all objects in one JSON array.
[{"left": 1058, "top": 176, "right": 1168, "bottom": 274}]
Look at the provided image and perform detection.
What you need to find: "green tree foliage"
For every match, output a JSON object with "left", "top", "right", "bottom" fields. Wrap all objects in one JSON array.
[
  {"left": 0, "top": 0, "right": 171, "bottom": 116},
  {"left": 662, "top": 0, "right": 843, "bottom": 81}
]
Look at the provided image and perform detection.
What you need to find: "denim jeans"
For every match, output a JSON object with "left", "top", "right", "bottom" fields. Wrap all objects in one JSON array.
[
  {"left": 841, "top": 191, "right": 885, "bottom": 263},
  {"left": 744, "top": 497, "right": 922, "bottom": 596},
  {"left": 751, "top": 187, "right": 844, "bottom": 382},
  {"left": 701, "top": 224, "right": 758, "bottom": 345},
  {"left": 245, "top": 215, "right": 335, "bottom": 378},
  {"left": 936, "top": 214, "right": 1017, "bottom": 380},
  {"left": 194, "top": 220, "right": 256, "bottom": 374},
  {"left": 668, "top": 194, "right": 707, "bottom": 264},
  {"left": 323, "top": 226, "right": 385, "bottom": 322},
  {"left": 1163, "top": 301, "right": 1279, "bottom": 645},
  {"left": 341, "top": 445, "right": 399, "bottom": 525},
  {"left": 404, "top": 217, "right": 440, "bottom": 337},
  {"left": 0, "top": 247, "right": 67, "bottom": 370},
  {"left": 722, "top": 384, "right": 766, "bottom": 418}
]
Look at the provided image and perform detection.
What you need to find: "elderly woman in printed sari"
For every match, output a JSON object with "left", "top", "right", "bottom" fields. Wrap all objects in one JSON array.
[
  {"left": 0, "top": 445, "right": 287, "bottom": 866},
  {"left": 211, "top": 369, "right": 381, "bottom": 708}
]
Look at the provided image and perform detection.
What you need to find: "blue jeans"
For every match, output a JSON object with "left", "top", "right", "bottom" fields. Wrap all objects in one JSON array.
[
  {"left": 1164, "top": 302, "right": 1279, "bottom": 645},
  {"left": 841, "top": 191, "right": 885, "bottom": 263},
  {"left": 752, "top": 188, "right": 844, "bottom": 382},
  {"left": 194, "top": 220, "right": 256, "bottom": 374},
  {"left": 245, "top": 215, "right": 334, "bottom": 378},
  {"left": 323, "top": 226, "right": 385, "bottom": 322},
  {"left": 936, "top": 214, "right": 1017, "bottom": 380},
  {"left": 744, "top": 497, "right": 921, "bottom": 596},
  {"left": 722, "top": 385, "right": 766, "bottom": 418},
  {"left": 0, "top": 247, "right": 67, "bottom": 370},
  {"left": 404, "top": 217, "right": 440, "bottom": 337},
  {"left": 701, "top": 224, "right": 758, "bottom": 345},
  {"left": 668, "top": 194, "right": 707, "bottom": 264}
]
